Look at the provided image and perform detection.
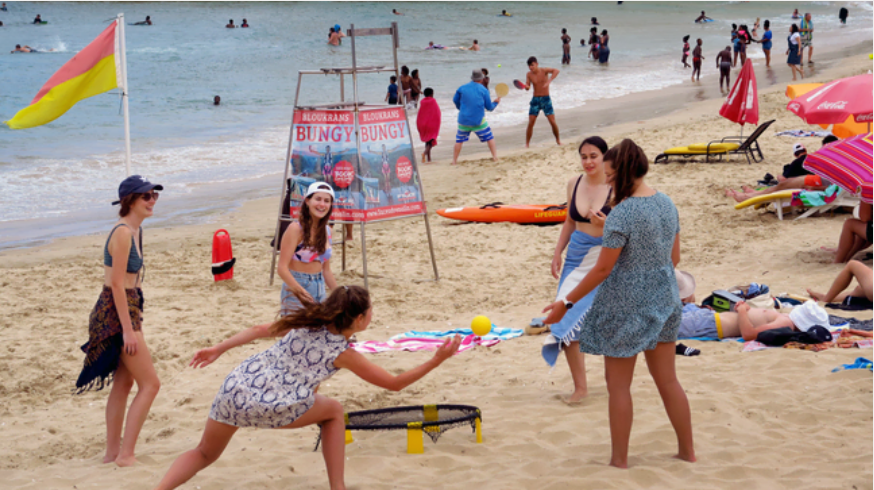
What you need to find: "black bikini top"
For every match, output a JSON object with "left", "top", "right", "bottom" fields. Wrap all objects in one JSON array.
[{"left": 569, "top": 176, "right": 612, "bottom": 223}]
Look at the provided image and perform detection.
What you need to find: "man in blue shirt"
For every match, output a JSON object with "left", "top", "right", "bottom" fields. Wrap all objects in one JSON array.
[{"left": 451, "top": 69, "right": 500, "bottom": 165}]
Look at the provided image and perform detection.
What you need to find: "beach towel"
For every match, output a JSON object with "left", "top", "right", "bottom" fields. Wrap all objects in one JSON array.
[
  {"left": 832, "top": 357, "right": 873, "bottom": 372},
  {"left": 775, "top": 129, "right": 832, "bottom": 138},
  {"left": 828, "top": 315, "right": 873, "bottom": 331},
  {"left": 416, "top": 96, "right": 441, "bottom": 144},
  {"left": 350, "top": 326, "right": 523, "bottom": 355},
  {"left": 790, "top": 184, "right": 841, "bottom": 208}
]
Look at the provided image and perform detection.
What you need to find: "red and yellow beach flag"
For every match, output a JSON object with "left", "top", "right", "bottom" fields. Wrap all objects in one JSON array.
[{"left": 5, "top": 20, "right": 122, "bottom": 129}]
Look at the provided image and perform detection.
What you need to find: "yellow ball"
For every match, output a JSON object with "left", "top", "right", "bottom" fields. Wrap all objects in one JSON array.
[
  {"left": 471, "top": 315, "right": 492, "bottom": 337},
  {"left": 497, "top": 64, "right": 502, "bottom": 67},
  {"left": 869, "top": 54, "right": 873, "bottom": 60}
]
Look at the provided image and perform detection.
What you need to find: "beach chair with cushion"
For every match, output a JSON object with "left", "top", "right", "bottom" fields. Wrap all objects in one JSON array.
[{"left": 654, "top": 119, "right": 775, "bottom": 165}]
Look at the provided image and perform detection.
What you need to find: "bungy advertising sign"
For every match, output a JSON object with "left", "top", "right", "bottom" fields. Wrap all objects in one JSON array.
[
  {"left": 288, "top": 110, "right": 363, "bottom": 222},
  {"left": 357, "top": 107, "right": 426, "bottom": 221}
]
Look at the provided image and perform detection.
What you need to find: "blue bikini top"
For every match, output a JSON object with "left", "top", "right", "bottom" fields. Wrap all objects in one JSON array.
[{"left": 103, "top": 224, "right": 143, "bottom": 273}]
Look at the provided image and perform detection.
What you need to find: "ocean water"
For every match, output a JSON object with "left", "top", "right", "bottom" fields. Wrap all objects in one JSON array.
[{"left": 0, "top": 1, "right": 871, "bottom": 231}]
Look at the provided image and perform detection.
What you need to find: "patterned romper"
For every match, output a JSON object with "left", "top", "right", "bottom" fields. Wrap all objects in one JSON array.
[
  {"left": 209, "top": 327, "right": 349, "bottom": 428},
  {"left": 578, "top": 192, "right": 682, "bottom": 358}
]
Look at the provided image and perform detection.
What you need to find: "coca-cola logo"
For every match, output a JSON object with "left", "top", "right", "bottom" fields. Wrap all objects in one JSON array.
[
  {"left": 396, "top": 156, "right": 412, "bottom": 183},
  {"left": 855, "top": 113, "right": 873, "bottom": 123},
  {"left": 332, "top": 160, "right": 355, "bottom": 189},
  {"left": 817, "top": 100, "right": 848, "bottom": 110},
  {"left": 788, "top": 102, "right": 802, "bottom": 112}
]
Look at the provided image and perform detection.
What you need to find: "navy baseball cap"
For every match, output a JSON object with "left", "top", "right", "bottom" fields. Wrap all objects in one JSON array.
[{"left": 112, "top": 175, "right": 164, "bottom": 205}]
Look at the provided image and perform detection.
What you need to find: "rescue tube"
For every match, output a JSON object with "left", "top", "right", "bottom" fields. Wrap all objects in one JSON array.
[{"left": 437, "top": 203, "right": 566, "bottom": 224}]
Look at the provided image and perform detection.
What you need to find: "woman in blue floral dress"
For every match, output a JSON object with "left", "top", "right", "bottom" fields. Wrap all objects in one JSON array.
[
  {"left": 155, "top": 286, "right": 461, "bottom": 490},
  {"left": 543, "top": 139, "right": 696, "bottom": 468}
]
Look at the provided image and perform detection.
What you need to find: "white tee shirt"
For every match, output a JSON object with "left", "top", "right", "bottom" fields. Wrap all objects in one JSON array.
[{"left": 789, "top": 32, "right": 801, "bottom": 45}]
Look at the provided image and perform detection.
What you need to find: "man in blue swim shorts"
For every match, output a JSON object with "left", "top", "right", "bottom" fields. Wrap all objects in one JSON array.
[
  {"left": 451, "top": 69, "right": 500, "bottom": 165},
  {"left": 521, "top": 56, "right": 561, "bottom": 148}
]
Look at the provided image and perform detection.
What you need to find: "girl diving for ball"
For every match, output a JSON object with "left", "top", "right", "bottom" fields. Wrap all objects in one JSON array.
[{"left": 153, "top": 286, "right": 462, "bottom": 490}]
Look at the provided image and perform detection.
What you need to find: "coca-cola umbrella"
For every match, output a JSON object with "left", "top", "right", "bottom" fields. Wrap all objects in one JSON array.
[
  {"left": 718, "top": 59, "right": 759, "bottom": 138},
  {"left": 785, "top": 83, "right": 868, "bottom": 139},
  {"left": 786, "top": 74, "right": 873, "bottom": 131}
]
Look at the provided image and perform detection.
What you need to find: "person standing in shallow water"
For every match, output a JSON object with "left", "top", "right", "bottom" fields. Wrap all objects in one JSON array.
[
  {"left": 543, "top": 139, "right": 696, "bottom": 469},
  {"left": 76, "top": 175, "right": 164, "bottom": 467}
]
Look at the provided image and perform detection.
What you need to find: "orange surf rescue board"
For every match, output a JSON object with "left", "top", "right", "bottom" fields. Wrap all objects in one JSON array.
[{"left": 436, "top": 203, "right": 567, "bottom": 224}]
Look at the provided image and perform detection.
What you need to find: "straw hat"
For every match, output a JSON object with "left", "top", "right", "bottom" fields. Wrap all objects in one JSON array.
[{"left": 675, "top": 270, "right": 696, "bottom": 299}]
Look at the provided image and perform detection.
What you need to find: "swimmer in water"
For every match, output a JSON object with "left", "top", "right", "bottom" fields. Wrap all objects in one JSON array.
[
  {"left": 133, "top": 15, "right": 152, "bottom": 26},
  {"left": 500, "top": 10, "right": 512, "bottom": 17},
  {"left": 11, "top": 44, "right": 52, "bottom": 53},
  {"left": 392, "top": 9, "right": 403, "bottom": 16},
  {"left": 590, "top": 17, "right": 599, "bottom": 25},
  {"left": 681, "top": 35, "right": 691, "bottom": 68},
  {"left": 464, "top": 39, "right": 481, "bottom": 51},
  {"left": 328, "top": 27, "right": 342, "bottom": 46},
  {"left": 1, "top": 3, "right": 7, "bottom": 12},
  {"left": 792, "top": 8, "right": 801, "bottom": 19},
  {"left": 226, "top": 19, "right": 236, "bottom": 28},
  {"left": 241, "top": 19, "right": 249, "bottom": 28},
  {"left": 425, "top": 41, "right": 445, "bottom": 50},
  {"left": 33, "top": 14, "right": 42, "bottom": 24},
  {"left": 213, "top": 95, "right": 221, "bottom": 106},
  {"left": 694, "top": 11, "right": 712, "bottom": 23}
]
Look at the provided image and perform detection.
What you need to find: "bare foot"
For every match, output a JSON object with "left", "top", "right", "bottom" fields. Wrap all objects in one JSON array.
[
  {"left": 732, "top": 192, "right": 751, "bottom": 203},
  {"left": 556, "top": 140, "right": 562, "bottom": 146},
  {"left": 741, "top": 185, "right": 756, "bottom": 192},
  {"left": 819, "top": 246, "right": 837, "bottom": 253},
  {"left": 673, "top": 452, "right": 697, "bottom": 463},
  {"left": 558, "top": 391, "right": 588, "bottom": 405},
  {"left": 525, "top": 143, "right": 530, "bottom": 148},
  {"left": 609, "top": 459, "right": 629, "bottom": 469},
  {"left": 450, "top": 161, "right": 457, "bottom": 166},
  {"left": 724, "top": 188, "right": 737, "bottom": 198},
  {"left": 115, "top": 455, "right": 138, "bottom": 467},
  {"left": 806, "top": 289, "right": 827, "bottom": 302},
  {"left": 102, "top": 453, "right": 118, "bottom": 464}
]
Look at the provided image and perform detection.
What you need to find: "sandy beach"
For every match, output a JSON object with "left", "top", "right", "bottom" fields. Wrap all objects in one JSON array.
[{"left": 1, "top": 30, "right": 873, "bottom": 490}]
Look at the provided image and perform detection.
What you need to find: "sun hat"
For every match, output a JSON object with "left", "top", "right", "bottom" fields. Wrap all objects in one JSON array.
[
  {"left": 675, "top": 270, "right": 696, "bottom": 299},
  {"left": 788, "top": 300, "right": 830, "bottom": 332},
  {"left": 112, "top": 175, "right": 163, "bottom": 205},
  {"left": 305, "top": 181, "right": 335, "bottom": 200},
  {"left": 793, "top": 143, "right": 806, "bottom": 155},
  {"left": 471, "top": 69, "right": 484, "bottom": 82}
]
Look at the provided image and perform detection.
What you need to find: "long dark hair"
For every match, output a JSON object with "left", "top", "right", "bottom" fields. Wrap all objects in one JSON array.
[
  {"left": 578, "top": 135, "right": 609, "bottom": 156},
  {"left": 119, "top": 193, "right": 141, "bottom": 217},
  {"left": 791, "top": 23, "right": 799, "bottom": 33},
  {"left": 603, "top": 139, "right": 649, "bottom": 206},
  {"left": 270, "top": 285, "right": 371, "bottom": 336},
  {"left": 299, "top": 194, "right": 333, "bottom": 254}
]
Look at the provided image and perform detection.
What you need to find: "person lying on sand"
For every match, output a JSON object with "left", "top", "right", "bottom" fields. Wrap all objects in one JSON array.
[
  {"left": 680, "top": 291, "right": 828, "bottom": 341},
  {"left": 807, "top": 260, "right": 873, "bottom": 304}
]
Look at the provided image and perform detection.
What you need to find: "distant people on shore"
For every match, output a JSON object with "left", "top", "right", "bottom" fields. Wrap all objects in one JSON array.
[
  {"left": 385, "top": 75, "right": 399, "bottom": 105},
  {"left": 33, "top": 14, "right": 42, "bottom": 24},
  {"left": 451, "top": 69, "right": 500, "bottom": 165},
  {"left": 410, "top": 69, "right": 422, "bottom": 107},
  {"left": 691, "top": 38, "right": 703, "bottom": 81},
  {"left": 213, "top": 95, "right": 221, "bottom": 106},
  {"left": 734, "top": 24, "right": 750, "bottom": 66},
  {"left": 400, "top": 65, "right": 412, "bottom": 106},
  {"left": 417, "top": 87, "right": 441, "bottom": 163},
  {"left": 392, "top": 8, "right": 403, "bottom": 16},
  {"left": 681, "top": 35, "right": 690, "bottom": 68},
  {"left": 561, "top": 28, "right": 571, "bottom": 65},
  {"left": 226, "top": 19, "right": 235, "bottom": 28},
  {"left": 799, "top": 13, "right": 814, "bottom": 64},
  {"left": 787, "top": 23, "right": 804, "bottom": 80},
  {"left": 716, "top": 46, "right": 732, "bottom": 91},
  {"left": 755, "top": 19, "right": 773, "bottom": 67},
  {"left": 133, "top": 16, "right": 152, "bottom": 26},
  {"left": 839, "top": 7, "right": 849, "bottom": 25},
  {"left": 522, "top": 56, "right": 561, "bottom": 147},
  {"left": 694, "top": 11, "right": 712, "bottom": 23},
  {"left": 598, "top": 29, "right": 610, "bottom": 63},
  {"left": 241, "top": 19, "right": 249, "bottom": 28}
]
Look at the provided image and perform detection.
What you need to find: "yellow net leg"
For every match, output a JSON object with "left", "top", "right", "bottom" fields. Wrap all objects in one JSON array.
[
  {"left": 344, "top": 413, "right": 354, "bottom": 445},
  {"left": 475, "top": 417, "right": 483, "bottom": 444},
  {"left": 407, "top": 422, "right": 424, "bottom": 454},
  {"left": 423, "top": 404, "right": 439, "bottom": 435}
]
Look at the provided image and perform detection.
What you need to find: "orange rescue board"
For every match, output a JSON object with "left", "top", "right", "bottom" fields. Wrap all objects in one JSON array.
[{"left": 436, "top": 203, "right": 567, "bottom": 224}]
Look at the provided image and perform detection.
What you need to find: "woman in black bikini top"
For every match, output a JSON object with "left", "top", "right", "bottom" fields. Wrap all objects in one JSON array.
[{"left": 569, "top": 178, "right": 612, "bottom": 223}]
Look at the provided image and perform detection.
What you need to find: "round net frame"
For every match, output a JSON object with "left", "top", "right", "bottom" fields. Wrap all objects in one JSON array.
[{"left": 314, "top": 404, "right": 482, "bottom": 453}]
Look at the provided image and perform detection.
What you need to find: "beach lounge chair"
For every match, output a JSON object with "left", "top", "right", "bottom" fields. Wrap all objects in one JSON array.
[
  {"left": 654, "top": 119, "right": 775, "bottom": 164},
  {"left": 794, "top": 191, "right": 861, "bottom": 221}
]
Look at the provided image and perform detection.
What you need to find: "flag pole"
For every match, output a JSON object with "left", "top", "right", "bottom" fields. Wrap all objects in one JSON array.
[{"left": 117, "top": 13, "right": 132, "bottom": 176}]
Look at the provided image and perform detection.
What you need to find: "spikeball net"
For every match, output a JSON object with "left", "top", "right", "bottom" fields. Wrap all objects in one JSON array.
[{"left": 315, "top": 404, "right": 482, "bottom": 454}]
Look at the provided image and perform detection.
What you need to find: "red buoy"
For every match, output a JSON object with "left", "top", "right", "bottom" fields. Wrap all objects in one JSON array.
[{"left": 211, "top": 229, "right": 235, "bottom": 282}]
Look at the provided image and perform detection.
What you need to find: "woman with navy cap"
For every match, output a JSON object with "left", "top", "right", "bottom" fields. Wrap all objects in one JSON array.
[{"left": 75, "top": 175, "right": 163, "bottom": 467}]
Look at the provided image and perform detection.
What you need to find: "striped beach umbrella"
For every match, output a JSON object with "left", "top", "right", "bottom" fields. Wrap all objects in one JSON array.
[{"left": 803, "top": 132, "right": 873, "bottom": 204}]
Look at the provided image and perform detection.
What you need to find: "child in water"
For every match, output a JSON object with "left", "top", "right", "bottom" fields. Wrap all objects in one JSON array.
[{"left": 681, "top": 35, "right": 691, "bottom": 68}]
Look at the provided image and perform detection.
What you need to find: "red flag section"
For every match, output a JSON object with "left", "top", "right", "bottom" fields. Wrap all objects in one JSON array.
[{"left": 719, "top": 59, "right": 759, "bottom": 127}]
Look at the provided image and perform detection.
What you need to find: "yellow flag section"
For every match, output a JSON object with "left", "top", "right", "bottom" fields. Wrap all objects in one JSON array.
[{"left": 5, "top": 20, "right": 121, "bottom": 129}]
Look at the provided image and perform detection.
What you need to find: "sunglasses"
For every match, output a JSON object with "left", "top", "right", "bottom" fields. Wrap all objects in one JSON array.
[{"left": 140, "top": 191, "right": 160, "bottom": 202}]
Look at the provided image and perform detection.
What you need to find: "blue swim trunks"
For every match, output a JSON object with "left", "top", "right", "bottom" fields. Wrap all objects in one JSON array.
[
  {"left": 456, "top": 120, "right": 494, "bottom": 143},
  {"left": 529, "top": 96, "right": 555, "bottom": 116}
]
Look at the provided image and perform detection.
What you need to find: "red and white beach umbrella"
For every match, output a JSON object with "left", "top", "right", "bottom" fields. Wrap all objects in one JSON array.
[
  {"left": 803, "top": 132, "right": 873, "bottom": 204},
  {"left": 786, "top": 74, "right": 873, "bottom": 125},
  {"left": 719, "top": 59, "right": 759, "bottom": 128}
]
